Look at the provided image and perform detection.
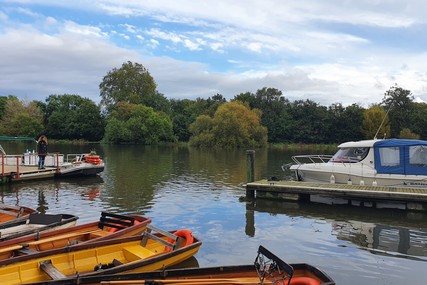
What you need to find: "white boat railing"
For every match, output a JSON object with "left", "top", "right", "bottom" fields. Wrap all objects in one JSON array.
[{"left": 291, "top": 154, "right": 333, "bottom": 165}]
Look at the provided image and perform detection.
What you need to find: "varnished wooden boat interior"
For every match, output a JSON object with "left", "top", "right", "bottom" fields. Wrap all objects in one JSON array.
[
  {"left": 0, "top": 204, "right": 36, "bottom": 225},
  {"left": 0, "top": 212, "right": 78, "bottom": 241}
]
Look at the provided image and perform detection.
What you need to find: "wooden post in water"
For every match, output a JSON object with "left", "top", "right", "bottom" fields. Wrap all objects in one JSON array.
[{"left": 246, "top": 150, "right": 255, "bottom": 198}]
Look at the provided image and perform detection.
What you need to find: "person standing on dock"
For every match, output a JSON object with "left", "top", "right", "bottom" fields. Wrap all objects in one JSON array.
[{"left": 37, "top": 135, "right": 48, "bottom": 169}]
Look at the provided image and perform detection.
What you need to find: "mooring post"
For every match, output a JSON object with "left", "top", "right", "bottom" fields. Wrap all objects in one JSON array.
[{"left": 246, "top": 150, "right": 255, "bottom": 198}]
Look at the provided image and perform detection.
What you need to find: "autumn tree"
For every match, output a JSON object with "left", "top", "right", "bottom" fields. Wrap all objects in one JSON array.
[
  {"left": 99, "top": 61, "right": 157, "bottom": 114},
  {"left": 234, "top": 87, "right": 291, "bottom": 143},
  {"left": 189, "top": 101, "right": 267, "bottom": 148},
  {"left": 398, "top": 128, "right": 420, "bottom": 139},
  {"left": 0, "top": 96, "right": 44, "bottom": 137},
  {"left": 361, "top": 105, "right": 390, "bottom": 139}
]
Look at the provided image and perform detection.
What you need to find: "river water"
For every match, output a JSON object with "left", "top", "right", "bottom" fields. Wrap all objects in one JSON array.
[{"left": 1, "top": 142, "right": 427, "bottom": 285}]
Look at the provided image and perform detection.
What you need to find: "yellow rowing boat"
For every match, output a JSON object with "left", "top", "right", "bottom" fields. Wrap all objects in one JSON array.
[
  {"left": 0, "top": 224, "right": 201, "bottom": 285},
  {"left": 29, "top": 245, "right": 335, "bottom": 285}
]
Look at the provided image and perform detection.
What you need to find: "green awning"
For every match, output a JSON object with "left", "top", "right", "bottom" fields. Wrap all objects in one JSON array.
[{"left": 0, "top": 136, "right": 37, "bottom": 142}]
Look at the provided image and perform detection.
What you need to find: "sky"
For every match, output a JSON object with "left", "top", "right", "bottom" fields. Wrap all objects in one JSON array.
[{"left": 1, "top": 1, "right": 426, "bottom": 107}]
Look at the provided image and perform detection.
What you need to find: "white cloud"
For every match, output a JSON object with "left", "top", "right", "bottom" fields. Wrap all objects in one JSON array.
[{"left": 0, "top": 0, "right": 426, "bottom": 107}]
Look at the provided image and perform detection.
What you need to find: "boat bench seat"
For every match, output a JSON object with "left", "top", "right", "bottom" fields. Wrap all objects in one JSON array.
[
  {"left": 29, "top": 213, "right": 62, "bottom": 225},
  {"left": 14, "top": 248, "right": 39, "bottom": 256},
  {"left": 88, "top": 230, "right": 110, "bottom": 239},
  {"left": 39, "top": 260, "right": 66, "bottom": 280},
  {"left": 123, "top": 245, "right": 155, "bottom": 262}
]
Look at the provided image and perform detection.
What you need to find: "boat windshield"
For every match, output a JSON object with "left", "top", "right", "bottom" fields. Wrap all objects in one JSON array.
[{"left": 330, "top": 147, "right": 369, "bottom": 163}]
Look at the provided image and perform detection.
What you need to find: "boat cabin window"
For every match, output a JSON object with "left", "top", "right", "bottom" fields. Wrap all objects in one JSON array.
[
  {"left": 378, "top": 147, "right": 400, "bottom": 166},
  {"left": 409, "top": 145, "right": 427, "bottom": 166},
  {"left": 330, "top": 147, "right": 369, "bottom": 163}
]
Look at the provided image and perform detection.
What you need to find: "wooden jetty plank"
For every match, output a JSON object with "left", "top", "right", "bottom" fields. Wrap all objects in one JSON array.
[{"left": 246, "top": 180, "right": 427, "bottom": 210}]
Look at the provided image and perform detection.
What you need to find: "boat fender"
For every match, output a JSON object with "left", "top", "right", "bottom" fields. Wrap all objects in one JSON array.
[
  {"left": 289, "top": 277, "right": 321, "bottom": 285},
  {"left": 165, "top": 229, "right": 194, "bottom": 252}
]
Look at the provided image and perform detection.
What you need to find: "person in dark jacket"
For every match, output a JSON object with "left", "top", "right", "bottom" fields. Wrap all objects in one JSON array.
[{"left": 37, "top": 135, "right": 48, "bottom": 169}]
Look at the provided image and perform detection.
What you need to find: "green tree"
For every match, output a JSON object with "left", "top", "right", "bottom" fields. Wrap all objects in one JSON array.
[
  {"left": 0, "top": 96, "right": 10, "bottom": 120},
  {"left": 381, "top": 84, "right": 414, "bottom": 137},
  {"left": 103, "top": 102, "right": 175, "bottom": 144},
  {"left": 0, "top": 97, "right": 44, "bottom": 137},
  {"left": 44, "top": 94, "right": 104, "bottom": 141},
  {"left": 288, "top": 99, "right": 329, "bottom": 143},
  {"left": 326, "top": 103, "right": 365, "bottom": 143},
  {"left": 189, "top": 101, "right": 267, "bottom": 148},
  {"left": 234, "top": 87, "right": 291, "bottom": 143},
  {"left": 408, "top": 102, "right": 427, "bottom": 140},
  {"left": 99, "top": 61, "right": 157, "bottom": 115},
  {"left": 361, "top": 105, "right": 390, "bottom": 139}
]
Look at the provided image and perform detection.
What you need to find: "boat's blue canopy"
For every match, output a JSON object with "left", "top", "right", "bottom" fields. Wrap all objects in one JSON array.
[{"left": 374, "top": 139, "right": 427, "bottom": 175}]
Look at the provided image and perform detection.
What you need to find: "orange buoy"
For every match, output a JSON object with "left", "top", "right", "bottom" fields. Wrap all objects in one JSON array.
[{"left": 165, "top": 229, "right": 194, "bottom": 252}]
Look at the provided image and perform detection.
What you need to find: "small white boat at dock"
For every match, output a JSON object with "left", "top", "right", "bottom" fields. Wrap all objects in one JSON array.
[{"left": 289, "top": 138, "right": 427, "bottom": 188}]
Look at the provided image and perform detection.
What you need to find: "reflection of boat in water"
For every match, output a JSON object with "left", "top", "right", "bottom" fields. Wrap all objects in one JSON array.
[
  {"left": 247, "top": 199, "right": 427, "bottom": 258},
  {"left": 0, "top": 137, "right": 104, "bottom": 183},
  {"left": 289, "top": 139, "right": 427, "bottom": 188},
  {"left": 30, "top": 245, "right": 335, "bottom": 285}
]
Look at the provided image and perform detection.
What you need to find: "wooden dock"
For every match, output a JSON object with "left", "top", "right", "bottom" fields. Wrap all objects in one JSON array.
[
  {"left": 245, "top": 180, "right": 427, "bottom": 211},
  {"left": 1, "top": 165, "right": 56, "bottom": 183}
]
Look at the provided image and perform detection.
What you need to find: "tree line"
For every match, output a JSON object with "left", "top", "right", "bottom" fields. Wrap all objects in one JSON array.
[{"left": 1, "top": 61, "right": 425, "bottom": 147}]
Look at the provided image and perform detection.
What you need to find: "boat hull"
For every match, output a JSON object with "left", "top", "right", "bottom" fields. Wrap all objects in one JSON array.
[
  {"left": 56, "top": 162, "right": 105, "bottom": 177},
  {"left": 292, "top": 164, "right": 427, "bottom": 188}
]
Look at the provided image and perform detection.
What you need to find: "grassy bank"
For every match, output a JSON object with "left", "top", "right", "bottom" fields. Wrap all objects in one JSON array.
[{"left": 269, "top": 143, "right": 338, "bottom": 154}]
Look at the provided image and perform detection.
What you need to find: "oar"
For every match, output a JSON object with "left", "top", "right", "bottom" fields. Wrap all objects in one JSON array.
[{"left": 100, "top": 278, "right": 274, "bottom": 285}]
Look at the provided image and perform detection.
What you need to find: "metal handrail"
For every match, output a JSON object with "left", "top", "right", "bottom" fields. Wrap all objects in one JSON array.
[{"left": 291, "top": 154, "right": 333, "bottom": 165}]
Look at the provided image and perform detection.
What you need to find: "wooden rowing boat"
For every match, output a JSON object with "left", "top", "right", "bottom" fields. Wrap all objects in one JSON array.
[
  {"left": 0, "top": 212, "right": 151, "bottom": 261},
  {"left": 30, "top": 245, "right": 335, "bottom": 285},
  {"left": 0, "top": 212, "right": 78, "bottom": 241},
  {"left": 0, "top": 204, "right": 36, "bottom": 225},
  {"left": 0, "top": 224, "right": 201, "bottom": 285}
]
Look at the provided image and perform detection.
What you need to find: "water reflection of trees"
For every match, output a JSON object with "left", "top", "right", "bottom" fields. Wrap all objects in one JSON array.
[{"left": 246, "top": 199, "right": 427, "bottom": 257}]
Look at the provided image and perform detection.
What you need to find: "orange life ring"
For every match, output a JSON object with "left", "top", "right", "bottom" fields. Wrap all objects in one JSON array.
[
  {"left": 165, "top": 229, "right": 194, "bottom": 252},
  {"left": 85, "top": 156, "right": 102, "bottom": 165}
]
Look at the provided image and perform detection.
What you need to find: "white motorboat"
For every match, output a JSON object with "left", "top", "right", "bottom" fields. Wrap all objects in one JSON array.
[{"left": 289, "top": 139, "right": 427, "bottom": 188}]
